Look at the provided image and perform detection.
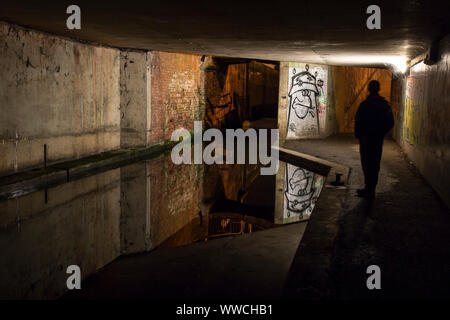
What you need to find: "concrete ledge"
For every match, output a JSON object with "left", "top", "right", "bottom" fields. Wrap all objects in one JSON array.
[
  {"left": 277, "top": 145, "right": 350, "bottom": 184},
  {"left": 0, "top": 142, "right": 171, "bottom": 200},
  {"left": 276, "top": 146, "right": 331, "bottom": 176},
  {"left": 283, "top": 186, "right": 347, "bottom": 299}
]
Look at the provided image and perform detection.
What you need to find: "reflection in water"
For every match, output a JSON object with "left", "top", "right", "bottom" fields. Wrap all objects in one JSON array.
[
  {"left": 157, "top": 213, "right": 273, "bottom": 249},
  {"left": 0, "top": 149, "right": 325, "bottom": 299},
  {"left": 0, "top": 168, "right": 122, "bottom": 299},
  {"left": 283, "top": 163, "right": 325, "bottom": 223},
  {"left": 0, "top": 155, "right": 274, "bottom": 299}
]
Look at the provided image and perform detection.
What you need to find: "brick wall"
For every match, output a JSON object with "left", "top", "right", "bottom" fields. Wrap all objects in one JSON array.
[
  {"left": 148, "top": 156, "right": 203, "bottom": 248},
  {"left": 149, "top": 52, "right": 207, "bottom": 144}
]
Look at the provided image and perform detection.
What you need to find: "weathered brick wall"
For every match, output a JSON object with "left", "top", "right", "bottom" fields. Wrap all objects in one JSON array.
[
  {"left": 150, "top": 52, "right": 207, "bottom": 144},
  {"left": 147, "top": 156, "right": 203, "bottom": 249}
]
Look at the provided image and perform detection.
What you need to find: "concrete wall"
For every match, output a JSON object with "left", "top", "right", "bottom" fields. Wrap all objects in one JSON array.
[
  {"left": 0, "top": 22, "right": 121, "bottom": 175},
  {"left": 393, "top": 35, "right": 450, "bottom": 208},
  {"left": 120, "top": 50, "right": 152, "bottom": 148},
  {"left": 0, "top": 21, "right": 220, "bottom": 176},
  {"left": 278, "top": 62, "right": 337, "bottom": 142}
]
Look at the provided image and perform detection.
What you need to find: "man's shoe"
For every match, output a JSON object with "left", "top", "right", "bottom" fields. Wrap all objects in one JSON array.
[{"left": 356, "top": 188, "right": 375, "bottom": 198}]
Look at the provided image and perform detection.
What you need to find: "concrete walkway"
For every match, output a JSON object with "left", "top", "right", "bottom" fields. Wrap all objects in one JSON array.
[
  {"left": 63, "top": 222, "right": 306, "bottom": 300},
  {"left": 284, "top": 134, "right": 450, "bottom": 300}
]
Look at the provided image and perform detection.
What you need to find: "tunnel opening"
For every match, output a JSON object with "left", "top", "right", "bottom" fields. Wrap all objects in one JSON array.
[
  {"left": 0, "top": 8, "right": 449, "bottom": 300},
  {"left": 204, "top": 57, "right": 279, "bottom": 131},
  {"left": 201, "top": 56, "right": 280, "bottom": 224}
]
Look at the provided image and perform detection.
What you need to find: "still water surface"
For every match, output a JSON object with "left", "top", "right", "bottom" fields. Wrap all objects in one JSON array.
[{"left": 0, "top": 155, "right": 275, "bottom": 299}]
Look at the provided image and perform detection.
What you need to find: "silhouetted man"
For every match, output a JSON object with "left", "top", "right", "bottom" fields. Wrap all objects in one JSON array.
[{"left": 355, "top": 80, "right": 394, "bottom": 198}]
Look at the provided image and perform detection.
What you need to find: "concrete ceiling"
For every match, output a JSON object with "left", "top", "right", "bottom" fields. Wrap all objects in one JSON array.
[{"left": 1, "top": 0, "right": 449, "bottom": 71}]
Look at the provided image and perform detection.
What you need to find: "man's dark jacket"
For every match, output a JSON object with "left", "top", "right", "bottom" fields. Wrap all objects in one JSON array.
[{"left": 355, "top": 95, "right": 394, "bottom": 139}]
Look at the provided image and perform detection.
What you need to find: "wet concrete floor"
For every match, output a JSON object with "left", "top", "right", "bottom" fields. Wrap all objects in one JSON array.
[{"left": 284, "top": 134, "right": 450, "bottom": 300}]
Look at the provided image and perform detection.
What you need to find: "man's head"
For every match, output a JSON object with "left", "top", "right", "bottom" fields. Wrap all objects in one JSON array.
[{"left": 368, "top": 80, "right": 380, "bottom": 94}]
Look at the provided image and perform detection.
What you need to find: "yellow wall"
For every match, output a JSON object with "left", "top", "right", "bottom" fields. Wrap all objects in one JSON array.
[{"left": 332, "top": 66, "right": 392, "bottom": 133}]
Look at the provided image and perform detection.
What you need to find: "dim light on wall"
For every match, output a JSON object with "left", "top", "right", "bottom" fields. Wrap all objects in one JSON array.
[
  {"left": 332, "top": 55, "right": 407, "bottom": 73},
  {"left": 410, "top": 61, "right": 427, "bottom": 73}
]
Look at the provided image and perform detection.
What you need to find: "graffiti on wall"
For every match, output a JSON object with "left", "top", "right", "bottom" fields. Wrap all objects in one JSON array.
[
  {"left": 403, "top": 77, "right": 425, "bottom": 145},
  {"left": 287, "top": 63, "right": 328, "bottom": 138},
  {"left": 283, "top": 163, "right": 325, "bottom": 223}
]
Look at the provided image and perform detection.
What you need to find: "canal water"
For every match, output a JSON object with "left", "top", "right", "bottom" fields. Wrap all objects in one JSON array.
[{"left": 0, "top": 154, "right": 277, "bottom": 299}]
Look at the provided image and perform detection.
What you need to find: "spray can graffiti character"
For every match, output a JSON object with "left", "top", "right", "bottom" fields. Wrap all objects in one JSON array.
[
  {"left": 287, "top": 64, "right": 324, "bottom": 134},
  {"left": 284, "top": 165, "right": 315, "bottom": 219}
]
